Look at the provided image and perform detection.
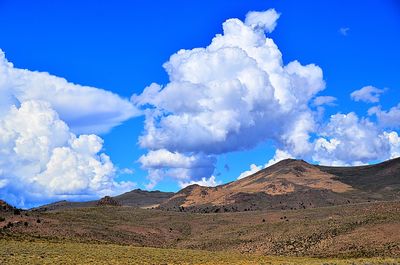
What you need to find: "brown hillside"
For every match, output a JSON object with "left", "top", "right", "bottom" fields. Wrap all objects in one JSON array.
[
  {"left": 318, "top": 157, "right": 400, "bottom": 201},
  {"left": 160, "top": 158, "right": 399, "bottom": 212},
  {"left": 97, "top": 196, "right": 121, "bottom": 206}
]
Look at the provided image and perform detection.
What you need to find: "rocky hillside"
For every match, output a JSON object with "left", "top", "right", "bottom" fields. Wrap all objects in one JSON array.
[
  {"left": 96, "top": 196, "right": 121, "bottom": 206},
  {"left": 160, "top": 158, "right": 400, "bottom": 212}
]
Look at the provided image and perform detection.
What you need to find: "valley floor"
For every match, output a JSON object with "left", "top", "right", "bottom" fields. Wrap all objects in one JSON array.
[
  {"left": 1, "top": 240, "right": 399, "bottom": 265},
  {"left": 1, "top": 201, "right": 400, "bottom": 263}
]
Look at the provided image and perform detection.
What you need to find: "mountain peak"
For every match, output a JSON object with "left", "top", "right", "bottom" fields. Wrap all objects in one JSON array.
[
  {"left": 160, "top": 157, "right": 358, "bottom": 212},
  {"left": 269, "top": 158, "right": 309, "bottom": 167}
]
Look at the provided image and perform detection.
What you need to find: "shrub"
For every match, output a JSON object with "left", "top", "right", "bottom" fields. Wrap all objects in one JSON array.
[{"left": 0, "top": 216, "right": 5, "bottom": 222}]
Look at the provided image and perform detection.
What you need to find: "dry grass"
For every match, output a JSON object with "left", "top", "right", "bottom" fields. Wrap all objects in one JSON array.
[
  {"left": 0, "top": 240, "right": 399, "bottom": 265},
  {"left": 1, "top": 201, "right": 399, "bottom": 258}
]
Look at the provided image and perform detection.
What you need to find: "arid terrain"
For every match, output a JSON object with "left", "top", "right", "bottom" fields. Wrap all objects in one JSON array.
[
  {"left": 160, "top": 158, "right": 400, "bottom": 212},
  {"left": 1, "top": 158, "right": 400, "bottom": 264}
]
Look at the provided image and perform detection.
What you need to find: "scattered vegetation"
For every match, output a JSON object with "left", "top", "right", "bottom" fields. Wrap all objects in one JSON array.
[
  {"left": 0, "top": 240, "right": 398, "bottom": 265},
  {"left": 2, "top": 201, "right": 399, "bottom": 258}
]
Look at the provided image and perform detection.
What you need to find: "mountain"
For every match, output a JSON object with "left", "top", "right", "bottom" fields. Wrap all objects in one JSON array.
[
  {"left": 113, "top": 189, "right": 174, "bottom": 208},
  {"left": 160, "top": 158, "right": 400, "bottom": 212},
  {"left": 29, "top": 157, "right": 400, "bottom": 212},
  {"left": 34, "top": 189, "right": 174, "bottom": 211}
]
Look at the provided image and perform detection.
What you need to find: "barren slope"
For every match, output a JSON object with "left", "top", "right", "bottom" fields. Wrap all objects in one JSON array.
[
  {"left": 160, "top": 158, "right": 400, "bottom": 212},
  {"left": 318, "top": 157, "right": 400, "bottom": 201}
]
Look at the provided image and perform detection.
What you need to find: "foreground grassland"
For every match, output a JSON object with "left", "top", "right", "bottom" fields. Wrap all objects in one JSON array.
[
  {"left": 1, "top": 240, "right": 399, "bottom": 265},
  {"left": 2, "top": 201, "right": 399, "bottom": 257},
  {"left": 1, "top": 201, "right": 399, "bottom": 264}
]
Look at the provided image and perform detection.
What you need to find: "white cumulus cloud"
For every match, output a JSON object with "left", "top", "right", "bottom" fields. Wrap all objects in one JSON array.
[
  {"left": 368, "top": 104, "right": 400, "bottom": 129},
  {"left": 265, "top": 149, "right": 294, "bottom": 167},
  {"left": 383, "top": 131, "right": 400, "bottom": 159},
  {"left": 0, "top": 100, "right": 135, "bottom": 208},
  {"left": 138, "top": 149, "right": 216, "bottom": 189},
  {"left": 244, "top": 9, "right": 281, "bottom": 33},
  {"left": 0, "top": 50, "right": 137, "bottom": 134},
  {"left": 237, "top": 164, "right": 262, "bottom": 180},
  {"left": 312, "top": 112, "right": 397, "bottom": 166},
  {"left": 237, "top": 149, "right": 293, "bottom": 180},
  {"left": 179, "top": 175, "right": 221, "bottom": 188}
]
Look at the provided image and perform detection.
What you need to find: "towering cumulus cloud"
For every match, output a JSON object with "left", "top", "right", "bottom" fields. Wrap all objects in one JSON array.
[
  {"left": 133, "top": 9, "right": 325, "bottom": 187},
  {"left": 134, "top": 9, "right": 400, "bottom": 188},
  {"left": 0, "top": 51, "right": 136, "bottom": 208}
]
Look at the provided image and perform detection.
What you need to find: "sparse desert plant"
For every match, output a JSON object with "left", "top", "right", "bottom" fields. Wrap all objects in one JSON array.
[{"left": 0, "top": 240, "right": 399, "bottom": 265}]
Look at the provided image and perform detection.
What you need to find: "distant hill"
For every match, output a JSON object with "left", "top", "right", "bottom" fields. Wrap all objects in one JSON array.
[
  {"left": 160, "top": 158, "right": 400, "bottom": 212},
  {"left": 18, "top": 157, "right": 400, "bottom": 213},
  {"left": 114, "top": 189, "right": 174, "bottom": 208},
  {"left": 34, "top": 189, "right": 174, "bottom": 211}
]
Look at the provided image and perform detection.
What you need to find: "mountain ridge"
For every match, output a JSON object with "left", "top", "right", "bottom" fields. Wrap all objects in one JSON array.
[
  {"left": 32, "top": 189, "right": 174, "bottom": 211},
  {"left": 159, "top": 157, "right": 400, "bottom": 212},
  {"left": 4, "top": 157, "right": 400, "bottom": 212}
]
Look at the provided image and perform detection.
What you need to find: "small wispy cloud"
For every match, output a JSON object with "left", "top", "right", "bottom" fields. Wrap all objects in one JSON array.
[
  {"left": 339, "top": 27, "right": 350, "bottom": 36},
  {"left": 313, "top": 96, "right": 337, "bottom": 107},
  {"left": 119, "top": 168, "right": 135, "bottom": 175},
  {"left": 350, "top": 85, "right": 386, "bottom": 103}
]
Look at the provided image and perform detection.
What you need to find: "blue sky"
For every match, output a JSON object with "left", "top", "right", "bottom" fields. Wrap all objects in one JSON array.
[{"left": 0, "top": 1, "right": 399, "bottom": 207}]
